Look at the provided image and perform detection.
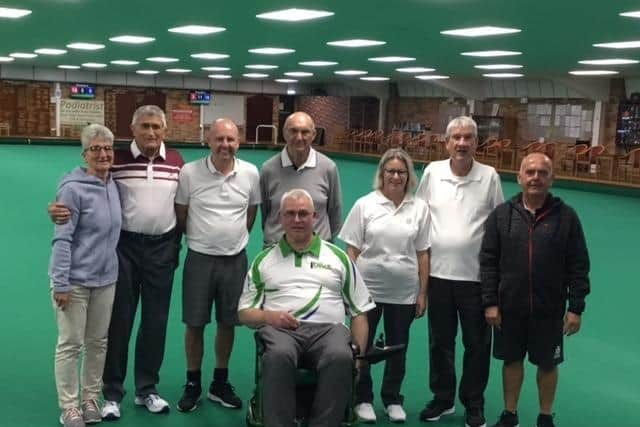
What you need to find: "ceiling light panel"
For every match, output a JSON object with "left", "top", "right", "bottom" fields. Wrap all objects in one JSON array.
[
  {"left": 191, "top": 52, "right": 229, "bottom": 59},
  {"left": 569, "top": 70, "right": 618, "bottom": 75},
  {"left": 168, "top": 25, "right": 226, "bottom": 35},
  {"left": 208, "top": 74, "right": 232, "bottom": 79},
  {"left": 147, "top": 57, "right": 179, "bottom": 62},
  {"left": 483, "top": 73, "right": 523, "bottom": 78},
  {"left": 416, "top": 75, "right": 450, "bottom": 80},
  {"left": 136, "top": 70, "right": 159, "bottom": 75},
  {"left": 202, "top": 66, "right": 230, "bottom": 71},
  {"left": 441, "top": 26, "right": 521, "bottom": 37},
  {"left": 256, "top": 8, "right": 334, "bottom": 22},
  {"left": 360, "top": 77, "right": 389, "bottom": 81},
  {"left": 166, "top": 68, "right": 191, "bottom": 73},
  {"left": 284, "top": 71, "right": 313, "bottom": 77},
  {"left": 82, "top": 63, "right": 107, "bottom": 68},
  {"left": 10, "top": 52, "right": 37, "bottom": 58},
  {"left": 243, "top": 73, "right": 269, "bottom": 78},
  {"left": 245, "top": 64, "right": 278, "bottom": 69},
  {"left": 0, "top": 7, "right": 31, "bottom": 18},
  {"left": 396, "top": 67, "right": 435, "bottom": 73},
  {"left": 58, "top": 65, "right": 80, "bottom": 69},
  {"left": 593, "top": 41, "right": 640, "bottom": 49},
  {"left": 578, "top": 59, "right": 639, "bottom": 65},
  {"left": 67, "top": 43, "right": 105, "bottom": 50},
  {"left": 327, "top": 39, "right": 386, "bottom": 47},
  {"left": 334, "top": 70, "right": 368, "bottom": 75},
  {"left": 474, "top": 64, "right": 523, "bottom": 70},
  {"left": 276, "top": 78, "right": 298, "bottom": 83},
  {"left": 461, "top": 50, "right": 522, "bottom": 57},
  {"left": 0, "top": 57, "right": 15, "bottom": 63},
  {"left": 109, "top": 35, "right": 155, "bottom": 44},
  {"left": 34, "top": 48, "right": 67, "bottom": 55},
  {"left": 110, "top": 60, "right": 140, "bottom": 65},
  {"left": 299, "top": 61, "right": 338, "bottom": 66},
  {"left": 249, "top": 47, "right": 295, "bottom": 54},
  {"left": 620, "top": 11, "right": 640, "bottom": 18},
  {"left": 369, "top": 56, "right": 415, "bottom": 62}
]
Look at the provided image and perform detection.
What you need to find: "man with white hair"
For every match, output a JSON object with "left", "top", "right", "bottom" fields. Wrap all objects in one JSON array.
[{"left": 238, "top": 189, "right": 374, "bottom": 427}]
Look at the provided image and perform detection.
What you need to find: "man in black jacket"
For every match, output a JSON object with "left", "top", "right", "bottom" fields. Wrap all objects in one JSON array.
[{"left": 480, "top": 153, "right": 590, "bottom": 427}]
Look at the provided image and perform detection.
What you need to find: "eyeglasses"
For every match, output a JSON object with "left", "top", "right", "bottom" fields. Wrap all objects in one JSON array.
[
  {"left": 84, "top": 145, "right": 113, "bottom": 153},
  {"left": 383, "top": 168, "right": 408, "bottom": 177},
  {"left": 283, "top": 210, "right": 313, "bottom": 220}
]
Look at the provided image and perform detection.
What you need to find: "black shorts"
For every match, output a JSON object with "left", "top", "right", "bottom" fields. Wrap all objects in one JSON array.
[
  {"left": 182, "top": 248, "right": 247, "bottom": 327},
  {"left": 493, "top": 311, "right": 564, "bottom": 368}
]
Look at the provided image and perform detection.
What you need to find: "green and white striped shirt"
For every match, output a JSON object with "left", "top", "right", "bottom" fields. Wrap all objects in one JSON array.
[{"left": 239, "top": 235, "right": 375, "bottom": 324}]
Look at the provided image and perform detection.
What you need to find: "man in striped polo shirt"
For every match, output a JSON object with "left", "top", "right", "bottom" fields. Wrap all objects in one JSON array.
[
  {"left": 49, "top": 105, "right": 184, "bottom": 419},
  {"left": 238, "top": 189, "right": 375, "bottom": 427}
]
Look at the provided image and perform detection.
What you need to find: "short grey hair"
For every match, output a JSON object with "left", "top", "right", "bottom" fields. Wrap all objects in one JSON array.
[
  {"left": 283, "top": 111, "right": 315, "bottom": 132},
  {"left": 445, "top": 116, "right": 478, "bottom": 141},
  {"left": 280, "top": 188, "right": 315, "bottom": 212},
  {"left": 131, "top": 105, "right": 167, "bottom": 128},
  {"left": 80, "top": 124, "right": 114, "bottom": 150},
  {"left": 373, "top": 148, "right": 418, "bottom": 193}
]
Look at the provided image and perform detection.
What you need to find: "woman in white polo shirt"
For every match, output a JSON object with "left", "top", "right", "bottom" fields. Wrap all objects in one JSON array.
[{"left": 339, "top": 148, "right": 430, "bottom": 423}]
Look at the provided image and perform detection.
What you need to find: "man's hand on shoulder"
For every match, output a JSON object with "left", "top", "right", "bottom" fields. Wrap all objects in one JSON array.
[
  {"left": 265, "top": 310, "right": 300, "bottom": 330},
  {"left": 48, "top": 201, "right": 71, "bottom": 224},
  {"left": 563, "top": 312, "right": 581, "bottom": 336}
]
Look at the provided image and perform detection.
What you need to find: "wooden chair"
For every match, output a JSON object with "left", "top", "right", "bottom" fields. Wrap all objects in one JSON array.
[
  {"left": 484, "top": 140, "right": 503, "bottom": 167},
  {"left": 561, "top": 144, "right": 590, "bottom": 176},
  {"left": 616, "top": 148, "right": 640, "bottom": 183},
  {"left": 500, "top": 139, "right": 516, "bottom": 169},
  {"left": 0, "top": 122, "right": 10, "bottom": 136},
  {"left": 517, "top": 141, "right": 545, "bottom": 165}
]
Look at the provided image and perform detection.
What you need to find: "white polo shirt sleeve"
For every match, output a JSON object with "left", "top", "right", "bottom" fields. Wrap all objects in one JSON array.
[
  {"left": 488, "top": 169, "right": 505, "bottom": 209},
  {"left": 337, "top": 199, "right": 365, "bottom": 250},
  {"left": 414, "top": 199, "right": 431, "bottom": 252},
  {"left": 175, "top": 163, "right": 192, "bottom": 206}
]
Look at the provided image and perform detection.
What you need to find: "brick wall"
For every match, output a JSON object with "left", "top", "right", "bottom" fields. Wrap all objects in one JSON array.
[
  {"left": 165, "top": 91, "right": 201, "bottom": 142},
  {"left": 296, "top": 96, "right": 349, "bottom": 145}
]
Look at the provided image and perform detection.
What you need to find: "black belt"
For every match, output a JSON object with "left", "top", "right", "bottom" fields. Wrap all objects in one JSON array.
[{"left": 121, "top": 228, "right": 177, "bottom": 242}]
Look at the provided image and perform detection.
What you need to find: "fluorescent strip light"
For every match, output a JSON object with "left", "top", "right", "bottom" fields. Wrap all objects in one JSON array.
[
  {"left": 483, "top": 73, "right": 523, "bottom": 78},
  {"left": 569, "top": 70, "right": 618, "bottom": 76},
  {"left": 334, "top": 70, "right": 368, "bottom": 76},
  {"left": 147, "top": 57, "right": 179, "bottom": 63},
  {"left": 276, "top": 79, "right": 298, "bottom": 83},
  {"left": 9, "top": 52, "right": 37, "bottom": 58},
  {"left": 461, "top": 50, "right": 522, "bottom": 57},
  {"left": 416, "top": 75, "right": 450, "bottom": 80},
  {"left": 245, "top": 64, "right": 278, "bottom": 69},
  {"left": 109, "top": 35, "right": 155, "bottom": 44},
  {"left": 284, "top": 71, "right": 313, "bottom": 77},
  {"left": 327, "top": 39, "right": 386, "bottom": 47},
  {"left": 578, "top": 59, "right": 639, "bottom": 65},
  {"left": 166, "top": 68, "right": 191, "bottom": 73},
  {"left": 168, "top": 25, "right": 226, "bottom": 35},
  {"left": 474, "top": 64, "right": 523, "bottom": 70},
  {"left": 620, "top": 11, "right": 640, "bottom": 18},
  {"left": 136, "top": 70, "right": 159, "bottom": 75},
  {"left": 593, "top": 41, "right": 640, "bottom": 49},
  {"left": 287, "top": 89, "right": 296, "bottom": 95},
  {"left": 0, "top": 57, "right": 15, "bottom": 63},
  {"left": 243, "top": 73, "right": 269, "bottom": 78},
  {"left": 360, "top": 77, "right": 389, "bottom": 81},
  {"left": 202, "top": 66, "right": 230, "bottom": 71},
  {"left": 208, "top": 74, "right": 232, "bottom": 79},
  {"left": 396, "top": 67, "right": 435, "bottom": 73},
  {"left": 369, "top": 56, "right": 415, "bottom": 62},
  {"left": 191, "top": 52, "right": 229, "bottom": 59},
  {"left": 34, "top": 48, "right": 67, "bottom": 55},
  {"left": 82, "top": 62, "right": 107, "bottom": 68},
  {"left": 110, "top": 60, "right": 139, "bottom": 65},
  {"left": 58, "top": 65, "right": 80, "bottom": 69},
  {"left": 249, "top": 47, "right": 295, "bottom": 55},
  {"left": 67, "top": 43, "right": 105, "bottom": 50},
  {"left": 0, "top": 7, "right": 31, "bottom": 18},
  {"left": 256, "top": 8, "right": 334, "bottom": 22},
  {"left": 441, "top": 26, "right": 521, "bottom": 37},
  {"left": 299, "top": 61, "right": 338, "bottom": 66}
]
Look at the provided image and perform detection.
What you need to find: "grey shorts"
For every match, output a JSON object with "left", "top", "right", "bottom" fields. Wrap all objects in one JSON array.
[{"left": 182, "top": 248, "right": 247, "bottom": 327}]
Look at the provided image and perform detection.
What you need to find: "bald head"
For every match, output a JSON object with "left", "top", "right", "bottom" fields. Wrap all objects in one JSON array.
[
  {"left": 284, "top": 112, "right": 315, "bottom": 132},
  {"left": 283, "top": 111, "right": 316, "bottom": 162},
  {"left": 207, "top": 118, "right": 239, "bottom": 162},
  {"left": 211, "top": 118, "right": 239, "bottom": 136},
  {"left": 518, "top": 152, "right": 553, "bottom": 199},
  {"left": 520, "top": 153, "right": 553, "bottom": 175}
]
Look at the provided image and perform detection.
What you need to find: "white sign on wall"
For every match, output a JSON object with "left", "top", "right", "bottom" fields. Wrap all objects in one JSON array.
[{"left": 60, "top": 99, "right": 105, "bottom": 125}]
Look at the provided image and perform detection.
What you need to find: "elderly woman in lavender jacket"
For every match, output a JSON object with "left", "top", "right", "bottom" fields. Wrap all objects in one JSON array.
[{"left": 49, "top": 124, "right": 121, "bottom": 427}]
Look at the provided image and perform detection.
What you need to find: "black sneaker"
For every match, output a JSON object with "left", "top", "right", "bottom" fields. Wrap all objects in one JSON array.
[
  {"left": 536, "top": 414, "right": 555, "bottom": 427},
  {"left": 466, "top": 407, "right": 487, "bottom": 427},
  {"left": 177, "top": 381, "right": 202, "bottom": 412},
  {"left": 491, "top": 410, "right": 519, "bottom": 427},
  {"left": 419, "top": 399, "right": 455, "bottom": 422},
  {"left": 207, "top": 381, "right": 242, "bottom": 409}
]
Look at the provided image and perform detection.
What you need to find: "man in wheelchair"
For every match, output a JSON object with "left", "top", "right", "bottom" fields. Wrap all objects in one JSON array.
[{"left": 238, "top": 189, "right": 375, "bottom": 427}]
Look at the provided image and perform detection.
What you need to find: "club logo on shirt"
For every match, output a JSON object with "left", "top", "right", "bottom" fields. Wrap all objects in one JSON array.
[{"left": 310, "top": 261, "right": 332, "bottom": 271}]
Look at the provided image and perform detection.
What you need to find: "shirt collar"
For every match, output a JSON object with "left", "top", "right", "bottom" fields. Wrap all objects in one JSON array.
[
  {"left": 281, "top": 147, "right": 317, "bottom": 170},
  {"left": 206, "top": 155, "right": 237, "bottom": 176},
  {"left": 441, "top": 159, "right": 482, "bottom": 182},
  {"left": 373, "top": 190, "right": 414, "bottom": 206},
  {"left": 279, "top": 234, "right": 322, "bottom": 258},
  {"left": 130, "top": 140, "right": 166, "bottom": 160}
]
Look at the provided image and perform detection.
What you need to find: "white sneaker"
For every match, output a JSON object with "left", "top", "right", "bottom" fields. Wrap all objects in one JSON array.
[
  {"left": 355, "top": 403, "right": 377, "bottom": 423},
  {"left": 385, "top": 404, "right": 407, "bottom": 423},
  {"left": 101, "top": 401, "right": 120, "bottom": 421},
  {"left": 134, "top": 394, "right": 170, "bottom": 414}
]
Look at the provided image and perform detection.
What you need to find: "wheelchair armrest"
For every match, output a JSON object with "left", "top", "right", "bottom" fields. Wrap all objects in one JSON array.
[{"left": 356, "top": 343, "right": 406, "bottom": 364}]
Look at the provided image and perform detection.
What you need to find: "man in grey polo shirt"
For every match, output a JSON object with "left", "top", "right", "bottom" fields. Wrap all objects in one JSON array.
[
  {"left": 174, "top": 118, "right": 261, "bottom": 412},
  {"left": 260, "top": 111, "right": 343, "bottom": 246}
]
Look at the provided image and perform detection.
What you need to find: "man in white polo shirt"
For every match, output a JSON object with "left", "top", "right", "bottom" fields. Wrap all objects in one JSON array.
[
  {"left": 416, "top": 116, "right": 504, "bottom": 427},
  {"left": 174, "top": 118, "right": 260, "bottom": 413},
  {"left": 238, "top": 189, "right": 374, "bottom": 427}
]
